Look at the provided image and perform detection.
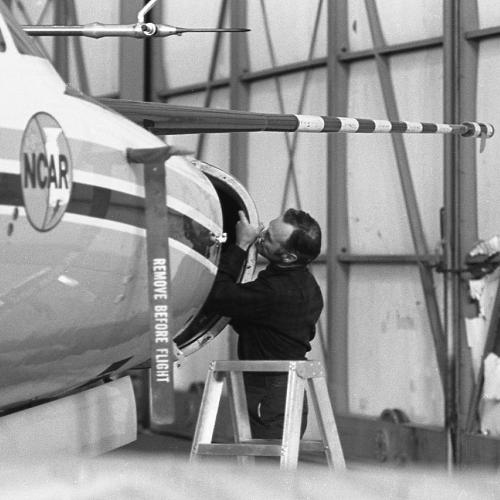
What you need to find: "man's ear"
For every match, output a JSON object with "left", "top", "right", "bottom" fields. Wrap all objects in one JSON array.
[{"left": 281, "top": 252, "right": 298, "bottom": 264}]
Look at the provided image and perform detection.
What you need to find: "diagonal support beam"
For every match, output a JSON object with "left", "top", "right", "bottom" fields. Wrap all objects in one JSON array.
[
  {"left": 197, "top": 0, "right": 229, "bottom": 159},
  {"left": 14, "top": 0, "right": 52, "bottom": 60},
  {"left": 260, "top": 0, "right": 324, "bottom": 212},
  {"left": 229, "top": 0, "right": 249, "bottom": 186},
  {"left": 364, "top": 0, "right": 447, "bottom": 386}
]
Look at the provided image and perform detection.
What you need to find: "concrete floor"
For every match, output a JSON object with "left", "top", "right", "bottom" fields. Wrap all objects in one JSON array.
[
  {"left": 118, "top": 428, "right": 331, "bottom": 467},
  {"left": 117, "top": 429, "right": 193, "bottom": 457},
  {"left": 0, "top": 430, "right": 496, "bottom": 499},
  {"left": 103, "top": 434, "right": 500, "bottom": 500}
]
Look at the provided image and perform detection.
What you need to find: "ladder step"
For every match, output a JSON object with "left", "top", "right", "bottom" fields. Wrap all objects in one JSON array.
[
  {"left": 239, "top": 439, "right": 326, "bottom": 453},
  {"left": 195, "top": 440, "right": 326, "bottom": 457},
  {"left": 196, "top": 443, "right": 283, "bottom": 457},
  {"left": 299, "top": 440, "right": 326, "bottom": 453}
]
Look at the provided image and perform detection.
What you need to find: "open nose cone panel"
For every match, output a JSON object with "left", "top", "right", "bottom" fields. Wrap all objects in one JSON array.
[{"left": 173, "top": 160, "right": 258, "bottom": 357}]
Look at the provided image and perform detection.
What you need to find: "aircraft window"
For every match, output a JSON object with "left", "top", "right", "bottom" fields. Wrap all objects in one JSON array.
[
  {"left": 0, "top": 173, "right": 21, "bottom": 205},
  {"left": 67, "top": 183, "right": 94, "bottom": 217},
  {"left": 1, "top": 5, "right": 45, "bottom": 57},
  {"left": 107, "top": 190, "right": 144, "bottom": 228}
]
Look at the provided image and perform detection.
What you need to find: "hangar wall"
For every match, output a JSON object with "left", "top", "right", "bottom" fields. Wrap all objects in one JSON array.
[
  {"left": 151, "top": 0, "right": 500, "bottom": 462},
  {"left": 155, "top": 0, "right": 445, "bottom": 428},
  {"left": 11, "top": 0, "right": 500, "bottom": 463}
]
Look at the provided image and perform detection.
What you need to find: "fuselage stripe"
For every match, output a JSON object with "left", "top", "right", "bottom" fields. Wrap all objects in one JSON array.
[
  {"left": 0, "top": 205, "right": 218, "bottom": 275},
  {"left": 72, "top": 170, "right": 221, "bottom": 235},
  {"left": 0, "top": 159, "right": 18, "bottom": 174},
  {"left": 0, "top": 172, "right": 219, "bottom": 266}
]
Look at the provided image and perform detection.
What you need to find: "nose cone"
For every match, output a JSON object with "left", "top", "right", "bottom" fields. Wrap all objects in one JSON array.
[{"left": 165, "top": 155, "right": 223, "bottom": 337}]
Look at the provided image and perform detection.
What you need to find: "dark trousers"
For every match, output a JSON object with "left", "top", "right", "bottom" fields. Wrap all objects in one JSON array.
[{"left": 243, "top": 373, "right": 308, "bottom": 439}]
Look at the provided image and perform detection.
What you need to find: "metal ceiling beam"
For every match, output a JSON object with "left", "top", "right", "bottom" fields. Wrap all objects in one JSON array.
[
  {"left": 443, "top": 0, "right": 461, "bottom": 467},
  {"left": 466, "top": 25, "right": 500, "bottom": 41},
  {"left": 338, "top": 254, "right": 436, "bottom": 265},
  {"left": 67, "top": 0, "right": 89, "bottom": 94},
  {"left": 327, "top": 0, "right": 349, "bottom": 414},
  {"left": 53, "top": 0, "right": 68, "bottom": 81},
  {"left": 157, "top": 21, "right": 500, "bottom": 101},
  {"left": 148, "top": 0, "right": 166, "bottom": 102},
  {"left": 229, "top": 1, "right": 249, "bottom": 183},
  {"left": 339, "top": 37, "right": 443, "bottom": 62},
  {"left": 158, "top": 79, "right": 230, "bottom": 99},
  {"left": 119, "top": 0, "right": 145, "bottom": 101},
  {"left": 443, "top": 0, "right": 482, "bottom": 465},
  {"left": 456, "top": 0, "right": 480, "bottom": 458}
]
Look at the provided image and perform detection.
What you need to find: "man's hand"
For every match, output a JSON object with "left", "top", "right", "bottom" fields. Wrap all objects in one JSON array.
[{"left": 236, "top": 210, "right": 260, "bottom": 251}]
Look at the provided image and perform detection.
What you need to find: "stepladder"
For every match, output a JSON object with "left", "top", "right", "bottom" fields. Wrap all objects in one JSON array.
[{"left": 190, "top": 360, "right": 346, "bottom": 471}]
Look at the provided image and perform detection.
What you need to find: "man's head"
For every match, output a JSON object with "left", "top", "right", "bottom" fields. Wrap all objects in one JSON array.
[{"left": 256, "top": 208, "right": 322, "bottom": 266}]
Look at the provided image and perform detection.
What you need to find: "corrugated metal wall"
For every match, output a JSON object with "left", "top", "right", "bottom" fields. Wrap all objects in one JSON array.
[
  {"left": 153, "top": 0, "right": 446, "bottom": 426},
  {"left": 345, "top": 1, "right": 444, "bottom": 425}
]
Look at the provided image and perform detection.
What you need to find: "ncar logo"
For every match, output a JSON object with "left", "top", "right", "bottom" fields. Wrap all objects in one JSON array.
[{"left": 20, "top": 113, "right": 73, "bottom": 232}]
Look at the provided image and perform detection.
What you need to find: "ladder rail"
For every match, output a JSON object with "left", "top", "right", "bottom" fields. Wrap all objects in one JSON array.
[
  {"left": 190, "top": 365, "right": 224, "bottom": 461},
  {"left": 226, "top": 371, "right": 254, "bottom": 465},
  {"left": 281, "top": 369, "right": 305, "bottom": 470},
  {"left": 307, "top": 377, "right": 346, "bottom": 469}
]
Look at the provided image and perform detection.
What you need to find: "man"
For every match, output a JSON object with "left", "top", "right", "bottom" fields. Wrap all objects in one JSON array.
[{"left": 204, "top": 208, "right": 323, "bottom": 439}]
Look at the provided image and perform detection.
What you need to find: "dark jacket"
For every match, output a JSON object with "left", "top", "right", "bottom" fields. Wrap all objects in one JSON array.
[{"left": 204, "top": 245, "right": 323, "bottom": 360}]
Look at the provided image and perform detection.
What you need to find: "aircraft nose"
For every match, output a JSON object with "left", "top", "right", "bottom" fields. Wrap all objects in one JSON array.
[{"left": 173, "top": 159, "right": 258, "bottom": 356}]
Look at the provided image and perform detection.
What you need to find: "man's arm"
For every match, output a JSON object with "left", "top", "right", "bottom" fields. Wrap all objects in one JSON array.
[
  {"left": 235, "top": 210, "right": 261, "bottom": 252},
  {"left": 204, "top": 254, "right": 272, "bottom": 320},
  {"left": 204, "top": 211, "right": 269, "bottom": 320},
  {"left": 211, "top": 210, "right": 260, "bottom": 281}
]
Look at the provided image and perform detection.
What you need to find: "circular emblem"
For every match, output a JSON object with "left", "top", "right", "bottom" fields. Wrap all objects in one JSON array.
[{"left": 20, "top": 113, "right": 73, "bottom": 232}]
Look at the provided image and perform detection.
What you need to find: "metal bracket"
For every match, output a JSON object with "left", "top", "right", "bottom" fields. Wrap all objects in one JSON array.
[
  {"left": 137, "top": 0, "right": 160, "bottom": 23},
  {"left": 210, "top": 232, "right": 227, "bottom": 246}
]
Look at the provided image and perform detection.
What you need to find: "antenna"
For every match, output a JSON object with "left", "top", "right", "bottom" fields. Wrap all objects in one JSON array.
[
  {"left": 23, "top": 23, "right": 249, "bottom": 39},
  {"left": 22, "top": 0, "right": 250, "bottom": 39}
]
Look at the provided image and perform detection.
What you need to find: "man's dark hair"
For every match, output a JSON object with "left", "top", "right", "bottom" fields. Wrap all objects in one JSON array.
[{"left": 282, "top": 208, "right": 322, "bottom": 265}]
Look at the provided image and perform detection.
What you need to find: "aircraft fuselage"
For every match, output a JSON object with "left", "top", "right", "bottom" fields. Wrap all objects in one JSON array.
[{"left": 0, "top": 5, "right": 232, "bottom": 412}]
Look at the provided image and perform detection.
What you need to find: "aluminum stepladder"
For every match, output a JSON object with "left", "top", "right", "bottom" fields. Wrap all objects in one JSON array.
[{"left": 189, "top": 360, "right": 346, "bottom": 471}]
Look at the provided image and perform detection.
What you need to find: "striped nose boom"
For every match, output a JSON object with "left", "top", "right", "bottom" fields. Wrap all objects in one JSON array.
[{"left": 99, "top": 98, "right": 494, "bottom": 141}]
